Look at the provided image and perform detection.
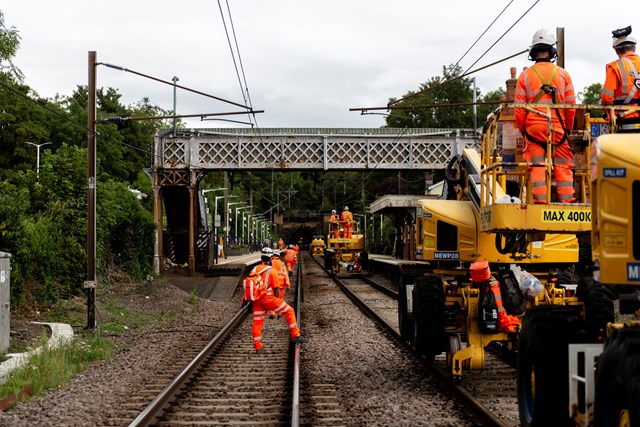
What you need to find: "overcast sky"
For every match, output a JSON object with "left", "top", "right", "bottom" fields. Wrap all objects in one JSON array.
[{"left": 1, "top": 1, "right": 629, "bottom": 129}]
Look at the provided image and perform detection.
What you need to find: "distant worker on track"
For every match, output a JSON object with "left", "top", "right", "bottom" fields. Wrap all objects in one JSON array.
[
  {"left": 284, "top": 244, "right": 297, "bottom": 275},
  {"left": 515, "top": 28, "right": 576, "bottom": 204},
  {"left": 329, "top": 209, "right": 340, "bottom": 238},
  {"left": 341, "top": 206, "right": 353, "bottom": 238},
  {"left": 242, "top": 247, "right": 307, "bottom": 352},
  {"left": 278, "top": 238, "right": 284, "bottom": 250},
  {"left": 601, "top": 25, "right": 640, "bottom": 132}
]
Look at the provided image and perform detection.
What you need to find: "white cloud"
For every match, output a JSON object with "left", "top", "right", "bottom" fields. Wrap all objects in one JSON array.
[{"left": 2, "top": 0, "right": 631, "bottom": 130}]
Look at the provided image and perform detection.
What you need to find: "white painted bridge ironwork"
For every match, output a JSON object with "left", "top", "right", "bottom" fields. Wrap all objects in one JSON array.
[{"left": 154, "top": 127, "right": 479, "bottom": 172}]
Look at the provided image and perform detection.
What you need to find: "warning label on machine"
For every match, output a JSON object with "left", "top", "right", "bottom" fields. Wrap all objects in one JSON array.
[{"left": 541, "top": 210, "right": 591, "bottom": 223}]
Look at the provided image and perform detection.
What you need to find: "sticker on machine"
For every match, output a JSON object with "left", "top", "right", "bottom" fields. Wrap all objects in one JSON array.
[
  {"left": 603, "top": 168, "right": 626, "bottom": 178},
  {"left": 434, "top": 252, "right": 459, "bottom": 259},
  {"left": 605, "top": 233, "right": 626, "bottom": 247},
  {"left": 627, "top": 263, "right": 640, "bottom": 281},
  {"left": 541, "top": 209, "right": 591, "bottom": 223}
]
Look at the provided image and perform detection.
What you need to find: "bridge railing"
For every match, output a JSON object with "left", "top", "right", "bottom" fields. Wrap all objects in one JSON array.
[{"left": 154, "top": 128, "right": 479, "bottom": 171}]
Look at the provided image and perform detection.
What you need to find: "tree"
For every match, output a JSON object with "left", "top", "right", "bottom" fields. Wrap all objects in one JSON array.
[
  {"left": 0, "top": 10, "right": 23, "bottom": 81},
  {"left": 577, "top": 83, "right": 604, "bottom": 118},
  {"left": 385, "top": 64, "right": 475, "bottom": 129}
]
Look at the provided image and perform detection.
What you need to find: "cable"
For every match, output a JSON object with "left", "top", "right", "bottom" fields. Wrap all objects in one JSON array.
[
  {"left": 386, "top": 0, "right": 539, "bottom": 108},
  {"left": 445, "top": 0, "right": 515, "bottom": 79}
]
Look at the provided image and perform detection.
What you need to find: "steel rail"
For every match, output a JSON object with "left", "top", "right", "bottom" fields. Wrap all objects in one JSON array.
[
  {"left": 128, "top": 304, "right": 250, "bottom": 427},
  {"left": 324, "top": 263, "right": 509, "bottom": 427}
]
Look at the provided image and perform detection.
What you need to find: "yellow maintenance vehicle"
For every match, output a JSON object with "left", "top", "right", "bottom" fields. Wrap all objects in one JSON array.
[
  {"left": 310, "top": 235, "right": 325, "bottom": 257},
  {"left": 398, "top": 81, "right": 621, "bottom": 426},
  {"left": 324, "top": 217, "right": 366, "bottom": 275}
]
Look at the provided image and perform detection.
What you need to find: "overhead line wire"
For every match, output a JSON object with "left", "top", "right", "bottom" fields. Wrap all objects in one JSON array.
[{"left": 383, "top": 0, "right": 539, "bottom": 109}]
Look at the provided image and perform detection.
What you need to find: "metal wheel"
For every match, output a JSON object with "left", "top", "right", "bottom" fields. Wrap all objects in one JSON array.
[{"left": 446, "top": 334, "right": 462, "bottom": 379}]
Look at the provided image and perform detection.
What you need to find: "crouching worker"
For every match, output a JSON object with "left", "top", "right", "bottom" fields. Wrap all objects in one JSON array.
[
  {"left": 470, "top": 260, "right": 520, "bottom": 333},
  {"left": 242, "top": 247, "right": 307, "bottom": 352}
]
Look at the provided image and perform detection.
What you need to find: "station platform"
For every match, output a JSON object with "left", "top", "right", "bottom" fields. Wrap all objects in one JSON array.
[
  {"left": 166, "top": 252, "right": 261, "bottom": 301},
  {"left": 368, "top": 253, "right": 430, "bottom": 269}
]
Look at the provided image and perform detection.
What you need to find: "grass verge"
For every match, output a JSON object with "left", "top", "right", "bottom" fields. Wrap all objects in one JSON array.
[{"left": 0, "top": 331, "right": 113, "bottom": 410}]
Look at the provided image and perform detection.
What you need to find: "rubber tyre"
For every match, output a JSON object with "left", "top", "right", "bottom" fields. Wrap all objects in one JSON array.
[
  {"left": 517, "top": 305, "right": 586, "bottom": 427},
  {"left": 398, "top": 271, "right": 424, "bottom": 343},
  {"left": 576, "top": 276, "right": 614, "bottom": 342},
  {"left": 594, "top": 325, "right": 640, "bottom": 427},
  {"left": 412, "top": 274, "right": 447, "bottom": 360}
]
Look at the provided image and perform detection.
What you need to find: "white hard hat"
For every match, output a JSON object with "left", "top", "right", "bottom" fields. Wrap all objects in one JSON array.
[
  {"left": 272, "top": 249, "right": 280, "bottom": 257},
  {"left": 331, "top": 209, "right": 336, "bottom": 214},
  {"left": 261, "top": 247, "right": 273, "bottom": 259},
  {"left": 344, "top": 206, "right": 349, "bottom": 211},
  {"left": 530, "top": 29, "right": 556, "bottom": 47},
  {"left": 613, "top": 35, "right": 637, "bottom": 48}
]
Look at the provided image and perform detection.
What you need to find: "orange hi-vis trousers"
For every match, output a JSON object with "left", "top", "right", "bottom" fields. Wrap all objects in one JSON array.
[
  {"left": 524, "top": 138, "right": 575, "bottom": 203},
  {"left": 251, "top": 295, "right": 300, "bottom": 350}
]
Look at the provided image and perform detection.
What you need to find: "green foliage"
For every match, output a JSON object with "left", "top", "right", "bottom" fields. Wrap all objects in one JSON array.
[
  {"left": 577, "top": 83, "right": 604, "bottom": 118},
  {"left": 0, "top": 11, "right": 23, "bottom": 80},
  {"left": 0, "top": 332, "right": 114, "bottom": 407},
  {"left": 385, "top": 64, "right": 476, "bottom": 128},
  {"left": 97, "top": 180, "right": 155, "bottom": 280}
]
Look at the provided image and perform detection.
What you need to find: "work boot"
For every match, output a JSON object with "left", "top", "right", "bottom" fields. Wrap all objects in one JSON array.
[{"left": 290, "top": 336, "right": 308, "bottom": 344}]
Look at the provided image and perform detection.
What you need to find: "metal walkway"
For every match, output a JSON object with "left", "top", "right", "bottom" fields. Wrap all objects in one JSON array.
[{"left": 153, "top": 127, "right": 478, "bottom": 174}]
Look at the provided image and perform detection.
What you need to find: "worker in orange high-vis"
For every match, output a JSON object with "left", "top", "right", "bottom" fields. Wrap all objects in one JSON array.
[
  {"left": 515, "top": 29, "right": 576, "bottom": 204},
  {"left": 278, "top": 238, "right": 284, "bottom": 250},
  {"left": 601, "top": 26, "right": 640, "bottom": 132},
  {"left": 243, "top": 247, "right": 307, "bottom": 352},
  {"left": 271, "top": 250, "right": 290, "bottom": 296},
  {"left": 469, "top": 260, "right": 520, "bottom": 333},
  {"left": 341, "top": 206, "right": 353, "bottom": 238},
  {"left": 329, "top": 209, "right": 340, "bottom": 238},
  {"left": 284, "top": 244, "right": 297, "bottom": 275},
  {"left": 270, "top": 249, "right": 290, "bottom": 317}
]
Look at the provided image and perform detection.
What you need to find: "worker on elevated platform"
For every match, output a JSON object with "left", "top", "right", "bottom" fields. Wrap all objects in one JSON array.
[
  {"left": 515, "top": 29, "right": 576, "bottom": 204},
  {"left": 243, "top": 247, "right": 307, "bottom": 352},
  {"left": 341, "top": 206, "right": 353, "bottom": 238},
  {"left": 329, "top": 209, "right": 339, "bottom": 238},
  {"left": 602, "top": 25, "right": 640, "bottom": 132}
]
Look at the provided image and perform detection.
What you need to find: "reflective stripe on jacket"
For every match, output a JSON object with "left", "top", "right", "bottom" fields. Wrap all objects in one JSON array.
[
  {"left": 514, "top": 62, "right": 576, "bottom": 140},
  {"left": 602, "top": 52, "right": 640, "bottom": 118}
]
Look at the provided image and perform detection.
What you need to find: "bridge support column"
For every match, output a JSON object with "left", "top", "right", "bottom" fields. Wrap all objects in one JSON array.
[
  {"left": 188, "top": 185, "right": 196, "bottom": 275},
  {"left": 153, "top": 182, "right": 163, "bottom": 275}
]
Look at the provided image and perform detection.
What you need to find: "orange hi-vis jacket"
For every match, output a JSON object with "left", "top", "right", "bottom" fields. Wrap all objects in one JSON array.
[
  {"left": 487, "top": 277, "right": 520, "bottom": 333},
  {"left": 340, "top": 210, "right": 353, "bottom": 223},
  {"left": 250, "top": 263, "right": 280, "bottom": 293},
  {"left": 243, "top": 272, "right": 267, "bottom": 302},
  {"left": 514, "top": 62, "right": 576, "bottom": 145},
  {"left": 284, "top": 249, "right": 297, "bottom": 263},
  {"left": 271, "top": 257, "right": 290, "bottom": 288},
  {"left": 602, "top": 52, "right": 640, "bottom": 119}
]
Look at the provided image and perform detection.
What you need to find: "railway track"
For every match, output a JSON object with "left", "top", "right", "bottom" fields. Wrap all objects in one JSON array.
[
  {"left": 311, "top": 254, "right": 519, "bottom": 427},
  {"left": 108, "top": 254, "right": 518, "bottom": 426},
  {"left": 117, "top": 267, "right": 303, "bottom": 427}
]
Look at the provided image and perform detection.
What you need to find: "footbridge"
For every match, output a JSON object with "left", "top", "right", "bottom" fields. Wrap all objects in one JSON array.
[{"left": 150, "top": 127, "right": 479, "bottom": 274}]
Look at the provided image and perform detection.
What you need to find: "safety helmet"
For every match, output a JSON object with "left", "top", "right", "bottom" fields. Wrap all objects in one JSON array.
[
  {"left": 261, "top": 247, "right": 273, "bottom": 261},
  {"left": 530, "top": 29, "right": 556, "bottom": 47},
  {"left": 528, "top": 29, "right": 557, "bottom": 62},
  {"left": 344, "top": 206, "right": 349, "bottom": 211},
  {"left": 271, "top": 249, "right": 280, "bottom": 257},
  {"left": 331, "top": 209, "right": 336, "bottom": 214},
  {"left": 288, "top": 244, "right": 293, "bottom": 249},
  {"left": 613, "top": 34, "right": 637, "bottom": 48}
]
